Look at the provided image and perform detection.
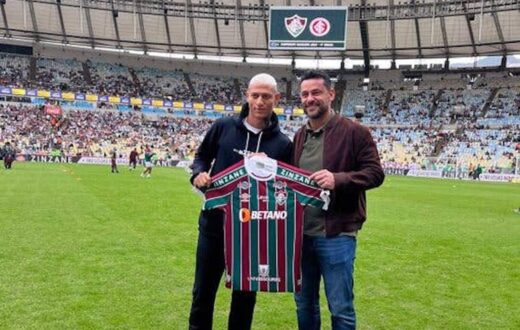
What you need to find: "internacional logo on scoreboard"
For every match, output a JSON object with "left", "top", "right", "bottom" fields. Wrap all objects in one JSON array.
[{"left": 269, "top": 7, "right": 348, "bottom": 50}]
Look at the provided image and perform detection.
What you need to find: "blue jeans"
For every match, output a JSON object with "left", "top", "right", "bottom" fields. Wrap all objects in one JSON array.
[{"left": 295, "top": 235, "right": 357, "bottom": 330}]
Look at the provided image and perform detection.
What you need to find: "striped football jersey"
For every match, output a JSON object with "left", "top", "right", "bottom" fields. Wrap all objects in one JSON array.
[{"left": 203, "top": 155, "right": 329, "bottom": 292}]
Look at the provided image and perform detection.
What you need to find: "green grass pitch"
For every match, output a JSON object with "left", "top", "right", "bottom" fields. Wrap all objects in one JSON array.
[{"left": 1, "top": 162, "right": 519, "bottom": 329}]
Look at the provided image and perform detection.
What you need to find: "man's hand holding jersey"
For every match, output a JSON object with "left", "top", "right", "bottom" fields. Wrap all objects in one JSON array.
[
  {"left": 310, "top": 169, "right": 335, "bottom": 190},
  {"left": 194, "top": 172, "right": 212, "bottom": 188}
]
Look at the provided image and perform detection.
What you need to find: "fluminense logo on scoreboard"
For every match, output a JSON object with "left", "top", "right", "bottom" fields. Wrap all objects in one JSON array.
[{"left": 284, "top": 14, "right": 307, "bottom": 38}]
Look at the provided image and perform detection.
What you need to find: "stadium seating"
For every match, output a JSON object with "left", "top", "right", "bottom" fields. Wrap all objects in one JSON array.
[{"left": 0, "top": 52, "right": 518, "bottom": 174}]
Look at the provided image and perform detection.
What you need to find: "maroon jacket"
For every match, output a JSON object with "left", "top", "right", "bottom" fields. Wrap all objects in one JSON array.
[{"left": 292, "top": 114, "right": 385, "bottom": 236}]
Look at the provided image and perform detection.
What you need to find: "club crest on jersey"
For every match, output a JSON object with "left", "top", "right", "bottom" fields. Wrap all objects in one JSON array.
[
  {"left": 275, "top": 190, "right": 287, "bottom": 205},
  {"left": 238, "top": 181, "right": 251, "bottom": 190},
  {"left": 259, "top": 265, "right": 269, "bottom": 278},
  {"left": 273, "top": 181, "right": 287, "bottom": 189},
  {"left": 285, "top": 14, "right": 307, "bottom": 38}
]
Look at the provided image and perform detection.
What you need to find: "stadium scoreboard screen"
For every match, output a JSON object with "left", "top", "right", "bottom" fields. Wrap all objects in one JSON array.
[{"left": 268, "top": 7, "right": 348, "bottom": 50}]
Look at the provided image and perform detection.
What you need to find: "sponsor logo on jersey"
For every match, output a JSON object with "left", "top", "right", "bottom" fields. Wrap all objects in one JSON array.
[
  {"left": 213, "top": 168, "right": 246, "bottom": 188},
  {"left": 240, "top": 192, "right": 250, "bottom": 202},
  {"left": 259, "top": 264, "right": 269, "bottom": 278},
  {"left": 239, "top": 208, "right": 287, "bottom": 222},
  {"left": 239, "top": 208, "right": 251, "bottom": 222},
  {"left": 279, "top": 168, "right": 314, "bottom": 185}
]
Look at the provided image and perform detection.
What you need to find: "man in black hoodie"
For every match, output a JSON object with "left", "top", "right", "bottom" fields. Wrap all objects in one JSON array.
[{"left": 189, "top": 73, "right": 292, "bottom": 330}]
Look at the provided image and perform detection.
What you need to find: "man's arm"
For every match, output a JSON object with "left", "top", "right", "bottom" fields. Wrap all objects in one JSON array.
[
  {"left": 190, "top": 121, "right": 222, "bottom": 185},
  {"left": 332, "top": 127, "right": 385, "bottom": 191},
  {"left": 311, "top": 125, "right": 384, "bottom": 192}
]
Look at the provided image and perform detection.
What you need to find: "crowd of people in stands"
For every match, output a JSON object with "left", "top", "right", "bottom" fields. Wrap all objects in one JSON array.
[
  {"left": 0, "top": 103, "right": 213, "bottom": 166},
  {"left": 134, "top": 67, "right": 191, "bottom": 100},
  {"left": 0, "top": 52, "right": 518, "bottom": 174},
  {"left": 34, "top": 58, "right": 88, "bottom": 92},
  {"left": 0, "top": 54, "right": 30, "bottom": 88}
]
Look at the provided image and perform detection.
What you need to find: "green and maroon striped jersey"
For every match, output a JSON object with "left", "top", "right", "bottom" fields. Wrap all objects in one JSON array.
[{"left": 203, "top": 155, "right": 329, "bottom": 292}]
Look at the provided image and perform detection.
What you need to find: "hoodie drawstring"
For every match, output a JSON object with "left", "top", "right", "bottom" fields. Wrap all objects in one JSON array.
[
  {"left": 255, "top": 131, "right": 263, "bottom": 152},
  {"left": 244, "top": 132, "right": 250, "bottom": 154},
  {"left": 243, "top": 131, "right": 263, "bottom": 155}
]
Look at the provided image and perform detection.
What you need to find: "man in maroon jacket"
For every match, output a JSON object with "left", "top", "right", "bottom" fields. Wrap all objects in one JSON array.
[
  {"left": 292, "top": 71, "right": 384, "bottom": 330},
  {"left": 128, "top": 148, "right": 139, "bottom": 170}
]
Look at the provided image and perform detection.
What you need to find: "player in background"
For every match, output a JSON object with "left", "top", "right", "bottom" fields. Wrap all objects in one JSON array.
[
  {"left": 189, "top": 73, "right": 292, "bottom": 330},
  {"left": 129, "top": 148, "right": 139, "bottom": 170},
  {"left": 141, "top": 145, "right": 155, "bottom": 178},
  {"left": 292, "top": 71, "right": 385, "bottom": 330},
  {"left": 110, "top": 147, "right": 119, "bottom": 173},
  {"left": 2, "top": 141, "right": 16, "bottom": 169}
]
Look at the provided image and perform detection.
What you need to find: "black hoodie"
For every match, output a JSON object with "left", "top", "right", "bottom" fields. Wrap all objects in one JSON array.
[{"left": 191, "top": 103, "right": 292, "bottom": 234}]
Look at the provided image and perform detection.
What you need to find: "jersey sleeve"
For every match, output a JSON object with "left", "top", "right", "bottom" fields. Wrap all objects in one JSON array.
[
  {"left": 276, "top": 160, "right": 330, "bottom": 210},
  {"left": 296, "top": 189, "right": 330, "bottom": 210},
  {"left": 203, "top": 160, "right": 247, "bottom": 210}
]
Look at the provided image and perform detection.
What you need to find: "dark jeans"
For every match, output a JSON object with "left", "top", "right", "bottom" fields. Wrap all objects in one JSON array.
[
  {"left": 294, "top": 235, "right": 357, "bottom": 330},
  {"left": 189, "top": 230, "right": 256, "bottom": 330}
]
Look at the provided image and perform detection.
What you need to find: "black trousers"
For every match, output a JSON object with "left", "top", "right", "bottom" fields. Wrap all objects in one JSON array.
[{"left": 189, "top": 230, "right": 256, "bottom": 330}]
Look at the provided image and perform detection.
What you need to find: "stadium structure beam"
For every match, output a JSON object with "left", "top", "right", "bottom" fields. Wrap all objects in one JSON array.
[
  {"left": 259, "top": 0, "right": 269, "bottom": 52},
  {"left": 414, "top": 18, "right": 422, "bottom": 58},
  {"left": 389, "top": 2, "right": 397, "bottom": 63},
  {"left": 359, "top": 0, "right": 370, "bottom": 77},
  {"left": 136, "top": 0, "right": 148, "bottom": 54},
  {"left": 83, "top": 0, "right": 96, "bottom": 48},
  {"left": 162, "top": 3, "right": 173, "bottom": 53},
  {"left": 336, "top": 0, "right": 346, "bottom": 70},
  {"left": 491, "top": 11, "right": 507, "bottom": 55},
  {"left": 210, "top": 0, "right": 222, "bottom": 55},
  {"left": 109, "top": 0, "right": 122, "bottom": 49},
  {"left": 36, "top": 0, "right": 520, "bottom": 22},
  {"left": 55, "top": 0, "right": 68, "bottom": 44},
  {"left": 439, "top": 16, "right": 450, "bottom": 58},
  {"left": 27, "top": 0, "right": 40, "bottom": 42},
  {"left": 0, "top": 1, "right": 11, "bottom": 38},
  {"left": 2, "top": 27, "right": 517, "bottom": 58},
  {"left": 462, "top": 2, "right": 478, "bottom": 56},
  {"left": 185, "top": 0, "right": 198, "bottom": 58},
  {"left": 236, "top": 0, "right": 248, "bottom": 61}
]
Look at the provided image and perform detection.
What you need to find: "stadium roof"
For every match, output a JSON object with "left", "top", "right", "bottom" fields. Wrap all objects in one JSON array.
[{"left": 1, "top": 0, "right": 519, "bottom": 62}]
